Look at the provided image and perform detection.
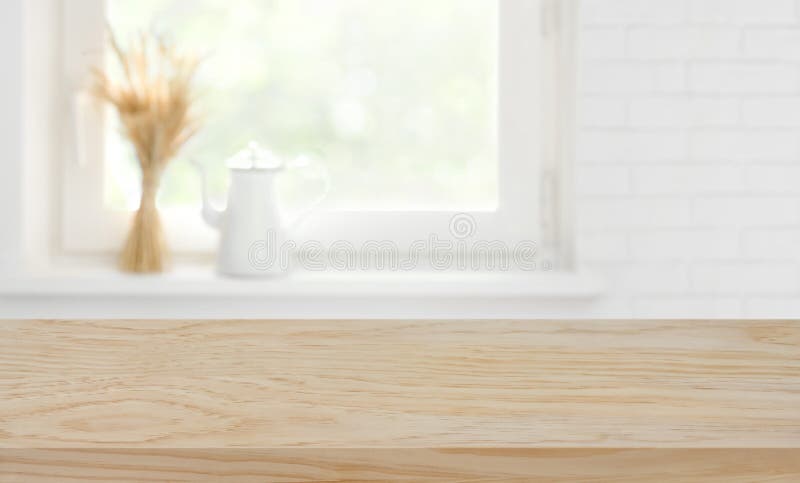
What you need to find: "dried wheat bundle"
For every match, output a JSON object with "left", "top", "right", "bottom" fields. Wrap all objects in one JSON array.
[{"left": 93, "top": 31, "right": 201, "bottom": 273}]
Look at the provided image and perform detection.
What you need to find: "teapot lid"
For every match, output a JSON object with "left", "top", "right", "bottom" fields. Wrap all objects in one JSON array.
[{"left": 226, "top": 142, "right": 284, "bottom": 171}]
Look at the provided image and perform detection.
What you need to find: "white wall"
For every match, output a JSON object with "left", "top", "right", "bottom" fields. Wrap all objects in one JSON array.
[
  {"left": 576, "top": 0, "right": 800, "bottom": 317},
  {"left": 0, "top": 1, "right": 24, "bottom": 273}
]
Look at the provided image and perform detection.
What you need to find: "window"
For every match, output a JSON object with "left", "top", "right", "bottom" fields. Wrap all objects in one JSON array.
[
  {"left": 105, "top": 0, "right": 499, "bottom": 213},
  {"left": 61, "top": 0, "right": 578, "bottom": 269}
]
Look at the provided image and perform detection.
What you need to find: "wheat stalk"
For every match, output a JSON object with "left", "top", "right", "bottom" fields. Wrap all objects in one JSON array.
[{"left": 93, "top": 30, "right": 201, "bottom": 273}]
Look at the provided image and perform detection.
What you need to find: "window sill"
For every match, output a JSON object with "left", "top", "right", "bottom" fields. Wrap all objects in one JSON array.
[
  {"left": 1, "top": 265, "right": 601, "bottom": 297},
  {"left": 0, "top": 263, "right": 603, "bottom": 318}
]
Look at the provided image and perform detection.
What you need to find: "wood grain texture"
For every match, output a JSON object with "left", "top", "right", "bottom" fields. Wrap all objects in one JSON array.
[
  {"left": 3, "top": 449, "right": 800, "bottom": 482},
  {"left": 1, "top": 320, "right": 800, "bottom": 481},
  {"left": 1, "top": 320, "right": 799, "bottom": 449}
]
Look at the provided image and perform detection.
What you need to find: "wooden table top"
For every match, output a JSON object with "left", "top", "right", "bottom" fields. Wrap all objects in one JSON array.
[{"left": 1, "top": 319, "right": 799, "bottom": 481}]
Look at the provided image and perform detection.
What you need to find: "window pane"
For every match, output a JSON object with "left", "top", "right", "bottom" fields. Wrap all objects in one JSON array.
[{"left": 105, "top": 0, "right": 498, "bottom": 211}]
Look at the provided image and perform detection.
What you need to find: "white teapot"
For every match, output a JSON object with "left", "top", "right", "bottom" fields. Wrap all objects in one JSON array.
[{"left": 193, "top": 143, "right": 328, "bottom": 277}]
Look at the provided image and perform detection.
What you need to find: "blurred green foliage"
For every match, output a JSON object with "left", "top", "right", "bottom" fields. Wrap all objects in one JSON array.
[{"left": 105, "top": 0, "right": 498, "bottom": 211}]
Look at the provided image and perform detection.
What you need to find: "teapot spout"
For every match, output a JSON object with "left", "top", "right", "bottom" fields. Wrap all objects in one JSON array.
[{"left": 191, "top": 159, "right": 224, "bottom": 229}]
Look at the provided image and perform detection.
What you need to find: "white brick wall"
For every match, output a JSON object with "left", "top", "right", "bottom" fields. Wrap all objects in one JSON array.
[{"left": 577, "top": 0, "right": 800, "bottom": 317}]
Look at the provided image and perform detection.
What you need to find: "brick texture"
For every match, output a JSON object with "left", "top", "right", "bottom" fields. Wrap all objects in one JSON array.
[{"left": 577, "top": 0, "right": 800, "bottom": 318}]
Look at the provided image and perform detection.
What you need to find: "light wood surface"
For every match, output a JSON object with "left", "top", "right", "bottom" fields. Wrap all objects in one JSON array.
[
  {"left": 1, "top": 319, "right": 799, "bottom": 481},
  {"left": 3, "top": 449, "right": 800, "bottom": 482}
]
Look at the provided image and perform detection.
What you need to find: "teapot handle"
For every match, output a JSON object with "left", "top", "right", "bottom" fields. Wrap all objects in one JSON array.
[{"left": 286, "top": 156, "right": 330, "bottom": 232}]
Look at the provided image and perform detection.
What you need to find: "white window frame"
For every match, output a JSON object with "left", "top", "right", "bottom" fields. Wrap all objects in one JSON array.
[{"left": 60, "top": 0, "right": 579, "bottom": 270}]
